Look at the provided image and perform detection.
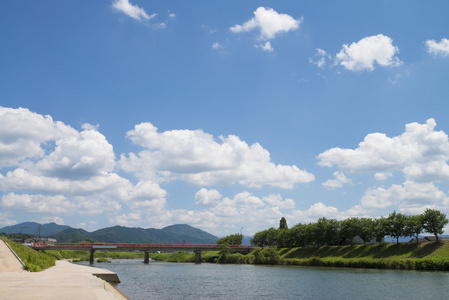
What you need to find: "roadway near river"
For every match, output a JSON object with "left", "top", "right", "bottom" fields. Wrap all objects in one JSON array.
[{"left": 0, "top": 240, "right": 127, "bottom": 300}]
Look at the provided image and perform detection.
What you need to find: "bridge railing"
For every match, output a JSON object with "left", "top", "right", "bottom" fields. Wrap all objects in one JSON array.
[{"left": 33, "top": 242, "right": 252, "bottom": 250}]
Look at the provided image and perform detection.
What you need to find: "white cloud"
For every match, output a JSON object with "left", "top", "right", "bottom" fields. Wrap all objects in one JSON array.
[
  {"left": 0, "top": 212, "right": 16, "bottom": 227},
  {"left": 309, "top": 48, "right": 331, "bottom": 68},
  {"left": 155, "top": 22, "right": 166, "bottom": 29},
  {"left": 112, "top": 0, "right": 155, "bottom": 22},
  {"left": 374, "top": 172, "right": 392, "bottom": 181},
  {"left": 256, "top": 41, "right": 274, "bottom": 52},
  {"left": 112, "top": 191, "right": 295, "bottom": 235},
  {"left": 212, "top": 42, "right": 223, "bottom": 50},
  {"left": 361, "top": 181, "right": 449, "bottom": 214},
  {"left": 426, "top": 38, "right": 449, "bottom": 57},
  {"left": 120, "top": 122, "right": 314, "bottom": 189},
  {"left": 168, "top": 11, "right": 176, "bottom": 19},
  {"left": 317, "top": 119, "right": 449, "bottom": 182},
  {"left": 194, "top": 188, "right": 222, "bottom": 206},
  {"left": 0, "top": 106, "right": 61, "bottom": 168},
  {"left": 263, "top": 194, "right": 295, "bottom": 209},
  {"left": 230, "top": 7, "right": 301, "bottom": 40},
  {"left": 335, "top": 34, "right": 401, "bottom": 71},
  {"left": 32, "top": 129, "right": 116, "bottom": 180},
  {"left": 322, "top": 171, "right": 352, "bottom": 190},
  {"left": 81, "top": 123, "right": 99, "bottom": 131},
  {"left": 40, "top": 216, "right": 65, "bottom": 225},
  {"left": 1, "top": 193, "right": 73, "bottom": 214},
  {"left": 0, "top": 107, "right": 169, "bottom": 222}
]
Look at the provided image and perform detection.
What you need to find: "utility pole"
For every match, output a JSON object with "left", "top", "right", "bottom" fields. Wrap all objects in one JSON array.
[{"left": 20, "top": 227, "right": 27, "bottom": 241}]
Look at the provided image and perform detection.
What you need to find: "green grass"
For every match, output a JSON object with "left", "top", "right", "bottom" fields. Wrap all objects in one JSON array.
[
  {"left": 148, "top": 241, "right": 449, "bottom": 271},
  {"left": 4, "top": 238, "right": 55, "bottom": 272},
  {"left": 280, "top": 241, "right": 449, "bottom": 270},
  {"left": 2, "top": 238, "right": 146, "bottom": 272}
]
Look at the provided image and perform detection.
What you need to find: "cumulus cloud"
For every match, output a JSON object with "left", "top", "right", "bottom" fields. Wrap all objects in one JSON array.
[
  {"left": 194, "top": 188, "right": 222, "bottom": 206},
  {"left": 230, "top": 7, "right": 301, "bottom": 40},
  {"left": 322, "top": 171, "right": 352, "bottom": 190},
  {"left": 113, "top": 191, "right": 295, "bottom": 235},
  {"left": 317, "top": 119, "right": 449, "bottom": 182},
  {"left": 256, "top": 41, "right": 274, "bottom": 52},
  {"left": 426, "top": 38, "right": 449, "bottom": 57},
  {"left": 112, "top": 0, "right": 155, "bottom": 21},
  {"left": 0, "top": 212, "right": 16, "bottom": 227},
  {"left": 120, "top": 122, "right": 314, "bottom": 189},
  {"left": 335, "top": 34, "right": 401, "bottom": 71},
  {"left": 361, "top": 181, "right": 449, "bottom": 214},
  {"left": 263, "top": 194, "right": 295, "bottom": 209},
  {"left": 0, "top": 107, "right": 168, "bottom": 223},
  {"left": 0, "top": 107, "right": 61, "bottom": 168},
  {"left": 374, "top": 172, "right": 392, "bottom": 181},
  {"left": 81, "top": 123, "right": 99, "bottom": 131}
]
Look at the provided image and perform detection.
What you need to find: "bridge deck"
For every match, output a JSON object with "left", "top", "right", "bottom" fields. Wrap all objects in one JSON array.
[{"left": 33, "top": 243, "right": 252, "bottom": 252}]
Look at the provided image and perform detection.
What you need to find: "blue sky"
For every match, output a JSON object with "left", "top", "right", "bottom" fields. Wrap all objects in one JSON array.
[{"left": 1, "top": 1, "right": 449, "bottom": 236}]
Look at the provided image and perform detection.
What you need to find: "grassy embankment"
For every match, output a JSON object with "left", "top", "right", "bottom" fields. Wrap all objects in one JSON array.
[
  {"left": 3, "top": 238, "right": 144, "bottom": 272},
  {"left": 4, "top": 238, "right": 55, "bottom": 272},
  {"left": 149, "top": 241, "right": 449, "bottom": 271}
]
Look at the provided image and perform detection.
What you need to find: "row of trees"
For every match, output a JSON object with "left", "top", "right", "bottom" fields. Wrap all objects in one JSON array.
[{"left": 250, "top": 209, "right": 448, "bottom": 248}]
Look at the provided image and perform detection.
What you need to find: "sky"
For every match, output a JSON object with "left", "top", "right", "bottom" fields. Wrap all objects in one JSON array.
[{"left": 1, "top": 0, "right": 449, "bottom": 236}]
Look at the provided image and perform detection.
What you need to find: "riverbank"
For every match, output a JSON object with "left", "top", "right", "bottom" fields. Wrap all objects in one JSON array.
[
  {"left": 149, "top": 241, "right": 449, "bottom": 271},
  {"left": 0, "top": 239, "right": 127, "bottom": 300}
]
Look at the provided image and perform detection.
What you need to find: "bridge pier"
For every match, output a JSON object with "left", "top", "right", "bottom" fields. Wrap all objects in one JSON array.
[
  {"left": 144, "top": 251, "right": 150, "bottom": 264},
  {"left": 194, "top": 250, "right": 202, "bottom": 264},
  {"left": 89, "top": 249, "right": 95, "bottom": 265}
]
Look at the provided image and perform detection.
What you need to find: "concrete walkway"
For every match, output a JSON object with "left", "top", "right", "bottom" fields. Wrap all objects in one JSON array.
[{"left": 0, "top": 240, "right": 128, "bottom": 300}]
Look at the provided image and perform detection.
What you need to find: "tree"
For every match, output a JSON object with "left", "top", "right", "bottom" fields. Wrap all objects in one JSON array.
[
  {"left": 372, "top": 217, "right": 388, "bottom": 244},
  {"left": 358, "top": 218, "right": 375, "bottom": 245},
  {"left": 386, "top": 211, "right": 407, "bottom": 244},
  {"left": 217, "top": 233, "right": 243, "bottom": 245},
  {"left": 279, "top": 217, "right": 288, "bottom": 230},
  {"left": 251, "top": 230, "right": 268, "bottom": 247},
  {"left": 405, "top": 214, "right": 424, "bottom": 243},
  {"left": 218, "top": 243, "right": 230, "bottom": 263},
  {"left": 422, "top": 208, "right": 449, "bottom": 242}
]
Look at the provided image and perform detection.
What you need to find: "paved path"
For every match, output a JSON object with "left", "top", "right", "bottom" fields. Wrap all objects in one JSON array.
[
  {"left": 0, "top": 240, "right": 127, "bottom": 300},
  {"left": 0, "top": 238, "right": 26, "bottom": 273}
]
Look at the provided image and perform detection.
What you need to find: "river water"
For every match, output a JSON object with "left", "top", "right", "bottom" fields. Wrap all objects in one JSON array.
[{"left": 78, "top": 259, "right": 449, "bottom": 299}]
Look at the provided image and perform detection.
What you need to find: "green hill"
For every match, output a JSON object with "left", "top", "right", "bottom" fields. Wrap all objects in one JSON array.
[
  {"left": 0, "top": 222, "right": 70, "bottom": 236},
  {"left": 47, "top": 224, "right": 218, "bottom": 244}
]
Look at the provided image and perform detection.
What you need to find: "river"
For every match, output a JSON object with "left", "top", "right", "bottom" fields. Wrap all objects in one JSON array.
[{"left": 77, "top": 259, "right": 449, "bottom": 299}]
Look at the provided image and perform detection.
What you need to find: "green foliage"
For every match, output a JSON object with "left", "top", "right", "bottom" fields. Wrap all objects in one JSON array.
[
  {"left": 386, "top": 211, "right": 408, "bottom": 244},
  {"left": 217, "top": 233, "right": 243, "bottom": 245},
  {"left": 218, "top": 243, "right": 230, "bottom": 263},
  {"left": 5, "top": 239, "right": 55, "bottom": 272},
  {"left": 279, "top": 217, "right": 288, "bottom": 230},
  {"left": 252, "top": 209, "right": 448, "bottom": 249},
  {"left": 422, "top": 208, "right": 449, "bottom": 242},
  {"left": 405, "top": 214, "right": 424, "bottom": 243}
]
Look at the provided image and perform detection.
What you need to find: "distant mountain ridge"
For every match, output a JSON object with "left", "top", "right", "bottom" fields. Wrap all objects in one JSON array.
[
  {"left": 0, "top": 222, "right": 70, "bottom": 236},
  {"left": 0, "top": 222, "right": 218, "bottom": 244}
]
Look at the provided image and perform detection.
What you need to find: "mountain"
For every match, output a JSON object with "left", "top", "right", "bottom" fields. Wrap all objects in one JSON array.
[
  {"left": 45, "top": 224, "right": 218, "bottom": 244},
  {"left": 162, "top": 224, "right": 218, "bottom": 244},
  {"left": 0, "top": 222, "right": 70, "bottom": 236},
  {"left": 1, "top": 222, "right": 218, "bottom": 244},
  {"left": 49, "top": 228, "right": 91, "bottom": 242}
]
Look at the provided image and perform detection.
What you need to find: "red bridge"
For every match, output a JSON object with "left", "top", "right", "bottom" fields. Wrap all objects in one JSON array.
[{"left": 32, "top": 243, "right": 253, "bottom": 264}]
